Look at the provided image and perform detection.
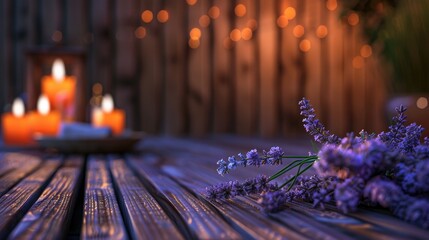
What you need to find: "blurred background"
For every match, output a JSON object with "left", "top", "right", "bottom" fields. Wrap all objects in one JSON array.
[{"left": 0, "top": 0, "right": 428, "bottom": 138}]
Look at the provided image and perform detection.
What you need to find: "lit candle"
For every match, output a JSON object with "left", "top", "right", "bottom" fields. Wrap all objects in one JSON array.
[
  {"left": 41, "top": 58, "right": 76, "bottom": 121},
  {"left": 1, "top": 98, "right": 33, "bottom": 145},
  {"left": 92, "top": 94, "right": 125, "bottom": 135},
  {"left": 29, "top": 95, "right": 61, "bottom": 137}
]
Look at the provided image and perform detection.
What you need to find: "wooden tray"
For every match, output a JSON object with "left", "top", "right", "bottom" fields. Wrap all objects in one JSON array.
[{"left": 35, "top": 132, "right": 145, "bottom": 154}]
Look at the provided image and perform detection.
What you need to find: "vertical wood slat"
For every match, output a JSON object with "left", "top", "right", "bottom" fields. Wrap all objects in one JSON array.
[
  {"left": 139, "top": 0, "right": 163, "bottom": 134},
  {"left": 163, "top": 0, "right": 187, "bottom": 135},
  {"left": 258, "top": 0, "right": 279, "bottom": 137},
  {"left": 187, "top": 0, "right": 211, "bottom": 137},
  {"left": 212, "top": 0, "right": 233, "bottom": 133},
  {"left": 234, "top": 0, "right": 257, "bottom": 135},
  {"left": 0, "top": 0, "right": 9, "bottom": 113}
]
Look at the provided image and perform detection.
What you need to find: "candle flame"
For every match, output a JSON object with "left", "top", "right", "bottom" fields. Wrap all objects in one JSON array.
[
  {"left": 37, "top": 94, "right": 50, "bottom": 115},
  {"left": 102, "top": 94, "right": 114, "bottom": 113},
  {"left": 52, "top": 58, "right": 65, "bottom": 82},
  {"left": 12, "top": 98, "right": 25, "bottom": 118}
]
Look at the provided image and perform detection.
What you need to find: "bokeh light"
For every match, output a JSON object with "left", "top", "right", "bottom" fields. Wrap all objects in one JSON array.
[
  {"left": 241, "top": 28, "right": 252, "bottom": 40},
  {"left": 134, "top": 26, "right": 147, "bottom": 39},
  {"left": 187, "top": 0, "right": 197, "bottom": 6},
  {"left": 235, "top": 4, "right": 246, "bottom": 17},
  {"left": 416, "top": 97, "right": 428, "bottom": 109},
  {"left": 52, "top": 30, "right": 62, "bottom": 42},
  {"left": 293, "top": 25, "right": 305, "bottom": 38},
  {"left": 189, "top": 38, "right": 200, "bottom": 49},
  {"left": 326, "top": 0, "right": 337, "bottom": 11},
  {"left": 141, "top": 10, "right": 153, "bottom": 23},
  {"left": 277, "top": 15, "right": 289, "bottom": 28},
  {"left": 299, "top": 39, "right": 311, "bottom": 52},
  {"left": 247, "top": 19, "right": 258, "bottom": 31},
  {"left": 208, "top": 6, "right": 220, "bottom": 19},
  {"left": 284, "top": 7, "right": 296, "bottom": 20},
  {"left": 199, "top": 15, "right": 211, "bottom": 27},
  {"left": 352, "top": 56, "right": 364, "bottom": 69},
  {"left": 360, "top": 44, "right": 372, "bottom": 58},
  {"left": 316, "top": 25, "right": 328, "bottom": 38},
  {"left": 348, "top": 12, "right": 359, "bottom": 26},
  {"left": 157, "top": 10, "right": 169, "bottom": 23},
  {"left": 190, "top": 28, "right": 201, "bottom": 40},
  {"left": 230, "top": 28, "right": 242, "bottom": 42}
]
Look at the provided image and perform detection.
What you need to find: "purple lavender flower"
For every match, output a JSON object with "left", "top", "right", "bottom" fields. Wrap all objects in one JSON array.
[
  {"left": 217, "top": 159, "right": 229, "bottom": 175},
  {"left": 334, "top": 177, "right": 364, "bottom": 213},
  {"left": 405, "top": 199, "right": 429, "bottom": 229},
  {"left": 299, "top": 98, "right": 340, "bottom": 144},
  {"left": 378, "top": 105, "right": 407, "bottom": 149},
  {"left": 364, "top": 177, "right": 403, "bottom": 208},
  {"left": 205, "top": 175, "right": 277, "bottom": 201},
  {"left": 425, "top": 137, "right": 429, "bottom": 146},
  {"left": 415, "top": 160, "right": 429, "bottom": 192},
  {"left": 267, "top": 146, "right": 284, "bottom": 165},
  {"left": 246, "top": 149, "right": 261, "bottom": 166},
  {"left": 259, "top": 190, "right": 293, "bottom": 212},
  {"left": 399, "top": 123, "right": 424, "bottom": 154}
]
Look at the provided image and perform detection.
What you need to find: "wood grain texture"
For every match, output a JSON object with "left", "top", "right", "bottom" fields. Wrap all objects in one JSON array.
[
  {"left": 8, "top": 157, "right": 83, "bottom": 240},
  {"left": 109, "top": 158, "right": 183, "bottom": 240},
  {"left": 0, "top": 159, "right": 60, "bottom": 239},
  {"left": 0, "top": 153, "right": 41, "bottom": 197},
  {"left": 128, "top": 156, "right": 242, "bottom": 239},
  {"left": 81, "top": 156, "right": 127, "bottom": 240}
]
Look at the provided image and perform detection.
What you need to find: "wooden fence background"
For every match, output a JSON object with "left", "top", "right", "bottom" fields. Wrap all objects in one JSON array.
[{"left": 0, "top": 0, "right": 387, "bottom": 137}]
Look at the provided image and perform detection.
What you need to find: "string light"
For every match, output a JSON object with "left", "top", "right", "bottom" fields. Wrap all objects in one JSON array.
[
  {"left": 293, "top": 25, "right": 305, "bottom": 38},
  {"left": 360, "top": 44, "right": 372, "bottom": 58},
  {"left": 326, "top": 0, "right": 337, "bottom": 11},
  {"left": 348, "top": 12, "right": 359, "bottom": 26},
  {"left": 284, "top": 7, "right": 296, "bottom": 20},
  {"left": 241, "top": 28, "right": 252, "bottom": 40},
  {"left": 299, "top": 39, "right": 311, "bottom": 52},
  {"left": 416, "top": 97, "right": 428, "bottom": 109},
  {"left": 187, "top": 0, "right": 197, "bottom": 6},
  {"left": 190, "top": 28, "right": 201, "bottom": 40},
  {"left": 134, "top": 26, "right": 147, "bottom": 39},
  {"left": 230, "top": 28, "right": 241, "bottom": 42},
  {"left": 157, "top": 10, "right": 169, "bottom": 23},
  {"left": 352, "top": 56, "right": 364, "bottom": 69},
  {"left": 208, "top": 6, "right": 220, "bottom": 19},
  {"left": 316, "top": 25, "right": 328, "bottom": 38},
  {"left": 235, "top": 4, "right": 246, "bottom": 17},
  {"left": 141, "top": 10, "right": 153, "bottom": 23},
  {"left": 199, "top": 15, "right": 211, "bottom": 27},
  {"left": 277, "top": 15, "right": 289, "bottom": 28}
]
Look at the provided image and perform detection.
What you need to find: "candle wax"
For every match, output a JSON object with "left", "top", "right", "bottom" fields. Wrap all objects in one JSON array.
[
  {"left": 2, "top": 114, "right": 33, "bottom": 145},
  {"left": 92, "top": 108, "right": 125, "bottom": 135}
]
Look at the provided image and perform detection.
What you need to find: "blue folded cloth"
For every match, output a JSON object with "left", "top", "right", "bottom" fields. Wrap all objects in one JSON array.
[{"left": 59, "top": 123, "right": 112, "bottom": 138}]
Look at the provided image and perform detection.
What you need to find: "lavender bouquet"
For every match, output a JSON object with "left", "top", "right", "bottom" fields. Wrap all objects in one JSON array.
[{"left": 206, "top": 98, "right": 429, "bottom": 229}]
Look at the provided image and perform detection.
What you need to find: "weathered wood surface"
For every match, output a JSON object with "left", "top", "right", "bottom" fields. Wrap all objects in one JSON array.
[
  {"left": 82, "top": 156, "right": 127, "bottom": 240},
  {"left": 0, "top": 136, "right": 429, "bottom": 239}
]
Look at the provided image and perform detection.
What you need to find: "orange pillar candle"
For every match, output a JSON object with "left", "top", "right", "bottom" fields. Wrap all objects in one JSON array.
[
  {"left": 41, "top": 58, "right": 76, "bottom": 121},
  {"left": 92, "top": 94, "right": 125, "bottom": 135},
  {"left": 1, "top": 98, "right": 33, "bottom": 145},
  {"left": 29, "top": 95, "right": 61, "bottom": 137}
]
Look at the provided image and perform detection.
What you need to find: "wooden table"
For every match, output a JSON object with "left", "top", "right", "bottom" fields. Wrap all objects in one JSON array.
[{"left": 0, "top": 136, "right": 428, "bottom": 240}]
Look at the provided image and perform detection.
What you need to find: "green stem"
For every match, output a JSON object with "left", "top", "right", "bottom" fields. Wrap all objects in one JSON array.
[
  {"left": 268, "top": 156, "right": 317, "bottom": 181},
  {"left": 277, "top": 162, "right": 314, "bottom": 190}
]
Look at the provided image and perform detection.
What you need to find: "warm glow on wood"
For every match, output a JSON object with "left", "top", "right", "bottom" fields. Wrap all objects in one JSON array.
[
  {"left": 37, "top": 95, "right": 50, "bottom": 116},
  {"left": 277, "top": 15, "right": 289, "bottom": 28},
  {"left": 141, "top": 10, "right": 153, "bottom": 23},
  {"left": 348, "top": 13, "right": 359, "bottom": 26},
  {"left": 352, "top": 56, "right": 364, "bottom": 69},
  {"left": 52, "top": 59, "right": 65, "bottom": 82},
  {"left": 187, "top": 0, "right": 197, "bottom": 6},
  {"left": 241, "top": 28, "right": 252, "bottom": 40},
  {"left": 230, "top": 29, "right": 241, "bottom": 42},
  {"left": 190, "top": 28, "right": 201, "bottom": 40},
  {"left": 360, "top": 44, "right": 372, "bottom": 58},
  {"left": 326, "top": 0, "right": 337, "bottom": 11},
  {"left": 316, "top": 25, "right": 328, "bottom": 38},
  {"left": 157, "top": 10, "right": 169, "bottom": 23},
  {"left": 189, "top": 38, "right": 200, "bottom": 49},
  {"left": 293, "top": 25, "right": 305, "bottom": 38},
  {"left": 134, "top": 26, "right": 147, "bottom": 39},
  {"left": 299, "top": 39, "right": 311, "bottom": 52},
  {"left": 284, "top": 7, "right": 296, "bottom": 20},
  {"left": 234, "top": 4, "right": 246, "bottom": 17},
  {"left": 199, "top": 15, "right": 211, "bottom": 27},
  {"left": 208, "top": 6, "right": 220, "bottom": 19},
  {"left": 12, "top": 98, "right": 25, "bottom": 118}
]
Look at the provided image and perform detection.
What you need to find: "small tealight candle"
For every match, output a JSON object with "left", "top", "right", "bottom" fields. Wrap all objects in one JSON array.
[
  {"left": 92, "top": 94, "right": 125, "bottom": 135},
  {"left": 2, "top": 98, "right": 33, "bottom": 145},
  {"left": 41, "top": 58, "right": 76, "bottom": 121},
  {"left": 29, "top": 95, "right": 61, "bottom": 137}
]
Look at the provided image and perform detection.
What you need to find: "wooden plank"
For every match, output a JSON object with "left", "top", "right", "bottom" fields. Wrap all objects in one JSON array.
[
  {"left": 0, "top": 153, "right": 41, "bottom": 197},
  {"left": 64, "top": 0, "right": 85, "bottom": 45},
  {"left": 212, "top": 0, "right": 233, "bottom": 133},
  {"left": 128, "top": 156, "right": 242, "bottom": 239},
  {"left": 234, "top": 0, "right": 257, "bottom": 135},
  {"left": 81, "top": 156, "right": 127, "bottom": 240},
  {"left": 0, "top": 0, "right": 10, "bottom": 111},
  {"left": 109, "top": 158, "right": 183, "bottom": 239},
  {"left": 163, "top": 0, "right": 187, "bottom": 135},
  {"left": 9, "top": 157, "right": 83, "bottom": 240},
  {"left": 139, "top": 0, "right": 163, "bottom": 134},
  {"left": 0, "top": 159, "right": 60, "bottom": 239},
  {"left": 187, "top": 0, "right": 212, "bottom": 137},
  {"left": 258, "top": 0, "right": 279, "bottom": 137}
]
